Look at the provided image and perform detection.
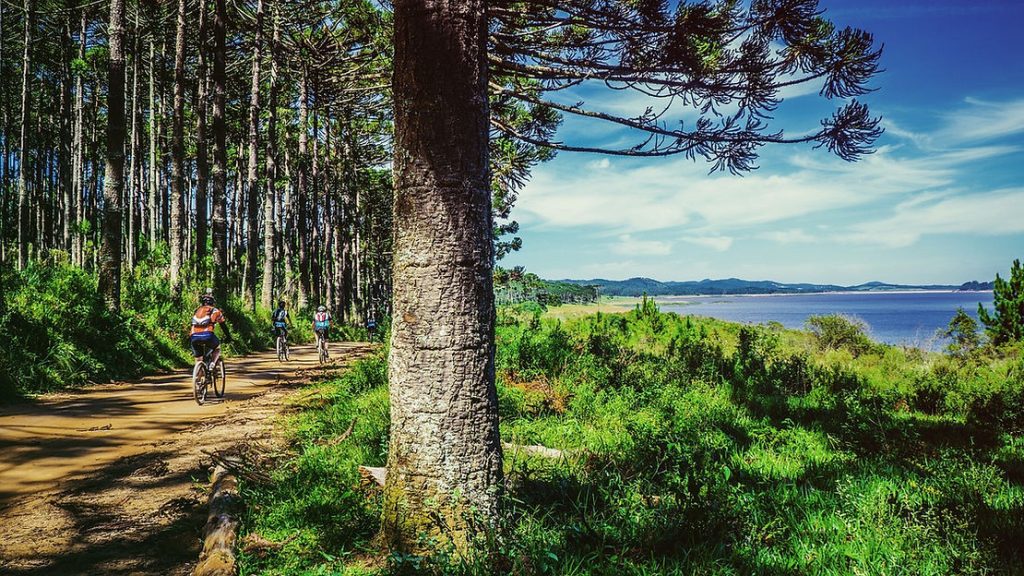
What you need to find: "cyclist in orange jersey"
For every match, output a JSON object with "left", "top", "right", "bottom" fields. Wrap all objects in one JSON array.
[{"left": 190, "top": 293, "right": 232, "bottom": 366}]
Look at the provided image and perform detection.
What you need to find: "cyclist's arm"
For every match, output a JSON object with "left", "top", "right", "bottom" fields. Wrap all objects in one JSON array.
[{"left": 219, "top": 318, "right": 233, "bottom": 341}]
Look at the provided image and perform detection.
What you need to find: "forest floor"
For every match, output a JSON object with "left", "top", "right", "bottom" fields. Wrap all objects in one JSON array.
[{"left": 0, "top": 341, "right": 374, "bottom": 575}]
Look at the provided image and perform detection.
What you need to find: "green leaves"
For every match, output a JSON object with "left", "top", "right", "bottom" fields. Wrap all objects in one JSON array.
[{"left": 978, "top": 258, "right": 1024, "bottom": 345}]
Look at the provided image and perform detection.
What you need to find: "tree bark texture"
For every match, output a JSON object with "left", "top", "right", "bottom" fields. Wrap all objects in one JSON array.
[
  {"left": 169, "top": 0, "right": 187, "bottom": 298},
  {"left": 260, "top": 1, "right": 280, "bottom": 310},
  {"left": 244, "top": 0, "right": 264, "bottom": 309},
  {"left": 98, "top": 0, "right": 126, "bottom": 311},
  {"left": 211, "top": 0, "right": 229, "bottom": 304},
  {"left": 195, "top": 0, "right": 210, "bottom": 276},
  {"left": 296, "top": 69, "right": 310, "bottom": 309},
  {"left": 384, "top": 0, "right": 501, "bottom": 553},
  {"left": 17, "top": 0, "right": 34, "bottom": 270}
]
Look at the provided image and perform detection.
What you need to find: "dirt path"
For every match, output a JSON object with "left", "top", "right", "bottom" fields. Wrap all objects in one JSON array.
[{"left": 0, "top": 341, "right": 373, "bottom": 575}]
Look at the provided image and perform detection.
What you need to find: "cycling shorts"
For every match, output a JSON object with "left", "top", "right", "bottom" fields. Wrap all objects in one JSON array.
[{"left": 190, "top": 332, "right": 220, "bottom": 358}]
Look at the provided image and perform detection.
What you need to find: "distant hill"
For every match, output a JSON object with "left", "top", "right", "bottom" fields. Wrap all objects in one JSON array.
[{"left": 558, "top": 277, "right": 994, "bottom": 297}]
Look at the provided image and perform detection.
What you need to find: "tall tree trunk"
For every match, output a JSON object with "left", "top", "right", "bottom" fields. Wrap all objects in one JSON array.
[
  {"left": 282, "top": 146, "right": 294, "bottom": 300},
  {"left": 0, "top": 1, "right": 6, "bottom": 267},
  {"left": 72, "top": 8, "right": 85, "bottom": 266},
  {"left": 127, "top": 16, "right": 140, "bottom": 270},
  {"left": 147, "top": 37, "right": 157, "bottom": 251},
  {"left": 383, "top": 0, "right": 501, "bottom": 552},
  {"left": 16, "top": 0, "right": 34, "bottom": 269},
  {"left": 169, "top": 0, "right": 186, "bottom": 298},
  {"left": 244, "top": 0, "right": 263, "bottom": 309},
  {"left": 59, "top": 9, "right": 73, "bottom": 254},
  {"left": 194, "top": 0, "right": 209, "bottom": 276},
  {"left": 260, "top": 0, "right": 279, "bottom": 309},
  {"left": 296, "top": 69, "right": 310, "bottom": 309},
  {"left": 211, "top": 0, "right": 228, "bottom": 304},
  {"left": 99, "top": 0, "right": 126, "bottom": 311}
]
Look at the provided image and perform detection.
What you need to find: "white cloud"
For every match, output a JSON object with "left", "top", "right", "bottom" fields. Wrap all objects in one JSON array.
[
  {"left": 681, "top": 235, "right": 733, "bottom": 251},
  {"left": 759, "top": 229, "right": 816, "bottom": 244},
  {"left": 612, "top": 234, "right": 673, "bottom": 256},
  {"left": 841, "top": 188, "right": 1024, "bottom": 247},
  {"left": 587, "top": 158, "right": 611, "bottom": 170},
  {"left": 518, "top": 141, "right": 1015, "bottom": 235},
  {"left": 940, "top": 98, "right": 1024, "bottom": 144}
]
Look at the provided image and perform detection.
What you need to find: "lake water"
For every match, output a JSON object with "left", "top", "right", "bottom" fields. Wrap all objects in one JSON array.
[{"left": 656, "top": 291, "right": 995, "bottom": 349}]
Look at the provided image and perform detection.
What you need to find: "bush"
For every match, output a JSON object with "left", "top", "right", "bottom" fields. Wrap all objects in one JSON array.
[{"left": 806, "top": 313, "right": 874, "bottom": 356}]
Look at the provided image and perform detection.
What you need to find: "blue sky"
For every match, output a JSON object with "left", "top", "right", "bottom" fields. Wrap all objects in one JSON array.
[{"left": 501, "top": 0, "right": 1024, "bottom": 285}]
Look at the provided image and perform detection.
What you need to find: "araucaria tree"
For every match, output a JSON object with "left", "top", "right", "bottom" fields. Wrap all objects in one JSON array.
[
  {"left": 98, "top": 0, "right": 126, "bottom": 310},
  {"left": 979, "top": 259, "right": 1024, "bottom": 345},
  {"left": 386, "top": 0, "right": 882, "bottom": 554}
]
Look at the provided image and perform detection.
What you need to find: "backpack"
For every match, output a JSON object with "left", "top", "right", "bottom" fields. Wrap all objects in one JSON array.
[
  {"left": 314, "top": 311, "right": 330, "bottom": 330},
  {"left": 192, "top": 305, "right": 217, "bottom": 327}
]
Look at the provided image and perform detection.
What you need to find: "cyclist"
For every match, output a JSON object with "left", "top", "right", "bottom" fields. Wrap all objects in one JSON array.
[
  {"left": 190, "top": 293, "right": 231, "bottom": 366},
  {"left": 366, "top": 315, "right": 378, "bottom": 343},
  {"left": 272, "top": 300, "right": 292, "bottom": 344},
  {"left": 313, "top": 305, "right": 332, "bottom": 358}
]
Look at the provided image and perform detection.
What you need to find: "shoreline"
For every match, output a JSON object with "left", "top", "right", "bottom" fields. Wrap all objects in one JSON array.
[{"left": 635, "top": 289, "right": 994, "bottom": 300}]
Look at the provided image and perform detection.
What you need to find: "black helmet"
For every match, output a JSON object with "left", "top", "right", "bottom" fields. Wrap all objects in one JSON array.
[
  {"left": 201, "top": 294, "right": 216, "bottom": 306},
  {"left": 278, "top": 300, "right": 286, "bottom": 309}
]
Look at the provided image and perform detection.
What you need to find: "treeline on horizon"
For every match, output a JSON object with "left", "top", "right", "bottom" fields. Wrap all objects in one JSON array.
[{"left": 562, "top": 276, "right": 997, "bottom": 297}]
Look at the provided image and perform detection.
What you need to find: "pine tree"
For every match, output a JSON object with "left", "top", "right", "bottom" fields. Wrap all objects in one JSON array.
[{"left": 978, "top": 259, "right": 1024, "bottom": 345}]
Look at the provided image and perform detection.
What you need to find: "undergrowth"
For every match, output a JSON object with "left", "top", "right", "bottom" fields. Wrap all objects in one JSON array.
[
  {"left": 0, "top": 255, "right": 318, "bottom": 400},
  {"left": 239, "top": 300, "right": 1024, "bottom": 575}
]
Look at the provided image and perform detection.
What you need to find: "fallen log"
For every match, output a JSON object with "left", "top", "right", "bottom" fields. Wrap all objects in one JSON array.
[
  {"left": 193, "top": 465, "right": 243, "bottom": 576},
  {"left": 502, "top": 442, "right": 568, "bottom": 459}
]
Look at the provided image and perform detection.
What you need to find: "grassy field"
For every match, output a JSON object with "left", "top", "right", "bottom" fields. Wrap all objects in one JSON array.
[{"left": 238, "top": 299, "right": 1024, "bottom": 575}]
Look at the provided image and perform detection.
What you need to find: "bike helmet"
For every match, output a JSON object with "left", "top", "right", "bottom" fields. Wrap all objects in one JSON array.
[
  {"left": 201, "top": 294, "right": 216, "bottom": 306},
  {"left": 317, "top": 305, "right": 327, "bottom": 312},
  {"left": 278, "top": 300, "right": 286, "bottom": 309}
]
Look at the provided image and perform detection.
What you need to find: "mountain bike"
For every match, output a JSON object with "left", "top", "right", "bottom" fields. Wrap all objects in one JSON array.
[
  {"left": 193, "top": 347, "right": 226, "bottom": 405},
  {"left": 275, "top": 329, "right": 290, "bottom": 362},
  {"left": 316, "top": 331, "right": 329, "bottom": 364}
]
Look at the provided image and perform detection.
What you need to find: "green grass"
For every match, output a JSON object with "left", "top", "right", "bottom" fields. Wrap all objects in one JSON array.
[{"left": 239, "top": 300, "right": 1024, "bottom": 575}]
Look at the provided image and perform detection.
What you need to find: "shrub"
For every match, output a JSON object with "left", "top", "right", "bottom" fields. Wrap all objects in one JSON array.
[{"left": 806, "top": 313, "right": 874, "bottom": 356}]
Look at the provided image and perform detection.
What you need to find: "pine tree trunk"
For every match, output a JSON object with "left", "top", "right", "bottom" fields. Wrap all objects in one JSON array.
[
  {"left": 59, "top": 10, "right": 73, "bottom": 254},
  {"left": 296, "top": 70, "right": 310, "bottom": 309},
  {"left": 127, "top": 17, "right": 140, "bottom": 270},
  {"left": 260, "top": 0, "right": 279, "bottom": 309},
  {"left": 211, "top": 0, "right": 229, "bottom": 304},
  {"left": 147, "top": 37, "right": 158, "bottom": 252},
  {"left": 72, "top": 8, "right": 85, "bottom": 267},
  {"left": 244, "top": 0, "right": 263, "bottom": 309},
  {"left": 98, "top": 0, "right": 126, "bottom": 311},
  {"left": 383, "top": 0, "right": 501, "bottom": 553},
  {"left": 282, "top": 146, "right": 294, "bottom": 300},
  {"left": 169, "top": 0, "right": 186, "bottom": 298},
  {"left": 16, "top": 0, "right": 34, "bottom": 270},
  {"left": 194, "top": 0, "right": 209, "bottom": 277},
  {"left": 0, "top": 1, "right": 6, "bottom": 268}
]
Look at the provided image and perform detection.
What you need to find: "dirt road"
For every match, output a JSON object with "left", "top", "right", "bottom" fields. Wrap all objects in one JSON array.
[{"left": 0, "top": 342, "right": 373, "bottom": 575}]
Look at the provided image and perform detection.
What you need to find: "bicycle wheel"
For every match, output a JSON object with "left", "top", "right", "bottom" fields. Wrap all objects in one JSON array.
[
  {"left": 277, "top": 336, "right": 284, "bottom": 362},
  {"left": 284, "top": 340, "right": 290, "bottom": 361},
  {"left": 213, "top": 359, "right": 226, "bottom": 398},
  {"left": 193, "top": 362, "right": 208, "bottom": 405}
]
